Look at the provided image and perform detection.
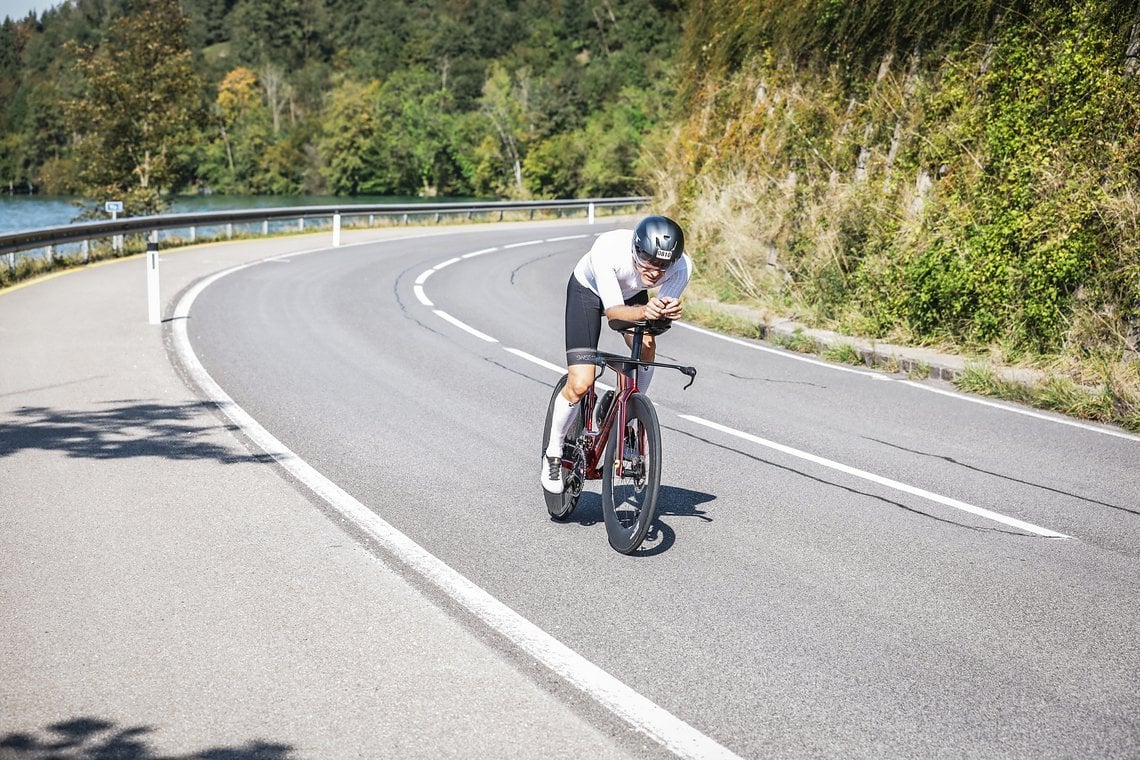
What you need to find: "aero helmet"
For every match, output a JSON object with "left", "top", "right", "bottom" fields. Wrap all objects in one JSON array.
[{"left": 632, "top": 215, "right": 684, "bottom": 270}]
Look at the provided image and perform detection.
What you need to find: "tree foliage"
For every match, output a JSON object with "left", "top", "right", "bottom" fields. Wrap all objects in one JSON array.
[
  {"left": 0, "top": 0, "right": 682, "bottom": 202},
  {"left": 65, "top": 0, "right": 205, "bottom": 213}
]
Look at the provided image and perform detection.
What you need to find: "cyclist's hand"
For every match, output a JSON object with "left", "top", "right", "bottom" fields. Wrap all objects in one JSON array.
[
  {"left": 645, "top": 297, "right": 665, "bottom": 320},
  {"left": 660, "top": 297, "right": 683, "bottom": 319}
]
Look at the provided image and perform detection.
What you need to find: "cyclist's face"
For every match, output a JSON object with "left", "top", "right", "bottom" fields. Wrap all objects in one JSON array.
[{"left": 634, "top": 256, "right": 666, "bottom": 284}]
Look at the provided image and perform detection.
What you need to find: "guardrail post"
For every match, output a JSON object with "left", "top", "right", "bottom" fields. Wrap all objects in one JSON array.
[
  {"left": 402, "top": 213, "right": 408, "bottom": 225},
  {"left": 298, "top": 217, "right": 305, "bottom": 231},
  {"left": 7, "top": 253, "right": 14, "bottom": 272},
  {"left": 82, "top": 240, "right": 89, "bottom": 263},
  {"left": 588, "top": 202, "right": 595, "bottom": 224},
  {"left": 262, "top": 220, "right": 269, "bottom": 236},
  {"left": 226, "top": 223, "right": 233, "bottom": 240},
  {"left": 146, "top": 231, "right": 160, "bottom": 325},
  {"left": 190, "top": 226, "right": 196, "bottom": 243},
  {"left": 369, "top": 214, "right": 374, "bottom": 226},
  {"left": 333, "top": 212, "right": 342, "bottom": 247}
]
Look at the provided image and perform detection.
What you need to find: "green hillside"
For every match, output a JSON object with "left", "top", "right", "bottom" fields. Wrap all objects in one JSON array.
[{"left": 659, "top": 0, "right": 1138, "bottom": 427}]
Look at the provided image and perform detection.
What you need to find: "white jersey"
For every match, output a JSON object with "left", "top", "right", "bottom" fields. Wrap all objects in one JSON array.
[{"left": 572, "top": 229, "right": 692, "bottom": 309}]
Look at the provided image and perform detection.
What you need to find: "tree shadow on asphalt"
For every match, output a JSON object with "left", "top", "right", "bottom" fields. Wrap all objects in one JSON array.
[
  {"left": 0, "top": 401, "right": 258, "bottom": 464},
  {"left": 0, "top": 717, "right": 293, "bottom": 759}
]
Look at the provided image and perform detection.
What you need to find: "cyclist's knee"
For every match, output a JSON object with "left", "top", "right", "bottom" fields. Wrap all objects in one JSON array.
[{"left": 564, "top": 367, "right": 595, "bottom": 401}]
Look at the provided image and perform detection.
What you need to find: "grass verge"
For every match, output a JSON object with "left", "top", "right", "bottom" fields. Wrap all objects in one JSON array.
[{"left": 684, "top": 301, "right": 1140, "bottom": 434}]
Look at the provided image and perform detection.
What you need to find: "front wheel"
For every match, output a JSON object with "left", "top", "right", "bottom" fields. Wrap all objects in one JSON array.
[
  {"left": 542, "top": 375, "right": 584, "bottom": 520},
  {"left": 601, "top": 392, "right": 661, "bottom": 553}
]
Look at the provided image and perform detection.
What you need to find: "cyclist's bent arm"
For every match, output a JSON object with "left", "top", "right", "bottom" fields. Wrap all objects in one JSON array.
[{"left": 605, "top": 304, "right": 648, "bottom": 323}]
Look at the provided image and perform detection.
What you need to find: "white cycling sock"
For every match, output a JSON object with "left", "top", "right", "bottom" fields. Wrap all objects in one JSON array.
[
  {"left": 545, "top": 395, "right": 581, "bottom": 458},
  {"left": 637, "top": 365, "right": 655, "bottom": 394}
]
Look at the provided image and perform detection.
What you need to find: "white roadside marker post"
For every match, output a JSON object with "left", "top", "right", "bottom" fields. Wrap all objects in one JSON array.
[{"left": 147, "top": 230, "right": 160, "bottom": 325}]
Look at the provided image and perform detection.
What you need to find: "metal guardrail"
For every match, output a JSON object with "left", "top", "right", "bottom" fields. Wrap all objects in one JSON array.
[
  {"left": 1, "top": 196, "right": 651, "bottom": 324},
  {"left": 0, "top": 196, "right": 650, "bottom": 256}
]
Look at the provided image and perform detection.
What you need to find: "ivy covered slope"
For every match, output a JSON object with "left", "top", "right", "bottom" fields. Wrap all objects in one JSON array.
[
  {"left": 663, "top": 0, "right": 1138, "bottom": 415},
  {"left": 0, "top": 0, "right": 681, "bottom": 208}
]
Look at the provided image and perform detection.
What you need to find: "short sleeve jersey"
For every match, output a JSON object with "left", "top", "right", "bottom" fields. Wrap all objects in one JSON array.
[{"left": 572, "top": 229, "right": 692, "bottom": 309}]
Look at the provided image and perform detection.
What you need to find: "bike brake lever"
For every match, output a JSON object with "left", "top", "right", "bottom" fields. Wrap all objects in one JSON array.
[{"left": 680, "top": 366, "right": 697, "bottom": 390}]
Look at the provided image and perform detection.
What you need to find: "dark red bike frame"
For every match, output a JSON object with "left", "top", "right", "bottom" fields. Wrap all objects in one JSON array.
[{"left": 561, "top": 320, "right": 696, "bottom": 483}]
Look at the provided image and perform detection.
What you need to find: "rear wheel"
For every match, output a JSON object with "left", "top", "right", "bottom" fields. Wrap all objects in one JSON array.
[
  {"left": 542, "top": 375, "right": 585, "bottom": 520},
  {"left": 601, "top": 392, "right": 661, "bottom": 553}
]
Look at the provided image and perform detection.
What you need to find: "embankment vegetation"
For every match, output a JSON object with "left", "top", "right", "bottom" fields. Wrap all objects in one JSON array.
[{"left": 659, "top": 0, "right": 1139, "bottom": 430}]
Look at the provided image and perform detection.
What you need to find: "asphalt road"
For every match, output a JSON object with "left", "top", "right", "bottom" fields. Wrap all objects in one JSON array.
[
  {"left": 2, "top": 225, "right": 656, "bottom": 760},
  {"left": 184, "top": 222, "right": 1140, "bottom": 759}
]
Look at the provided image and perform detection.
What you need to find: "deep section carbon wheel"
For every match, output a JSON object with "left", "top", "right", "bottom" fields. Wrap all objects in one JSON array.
[{"left": 601, "top": 392, "right": 661, "bottom": 553}]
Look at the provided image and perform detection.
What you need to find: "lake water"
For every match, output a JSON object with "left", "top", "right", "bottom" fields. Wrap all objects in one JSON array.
[{"left": 0, "top": 193, "right": 467, "bottom": 236}]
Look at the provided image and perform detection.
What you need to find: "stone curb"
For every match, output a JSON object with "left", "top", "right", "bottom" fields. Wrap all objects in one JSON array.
[{"left": 695, "top": 300, "right": 1047, "bottom": 386}]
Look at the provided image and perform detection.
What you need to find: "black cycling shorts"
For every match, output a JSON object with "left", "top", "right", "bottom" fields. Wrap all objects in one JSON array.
[{"left": 564, "top": 275, "right": 647, "bottom": 365}]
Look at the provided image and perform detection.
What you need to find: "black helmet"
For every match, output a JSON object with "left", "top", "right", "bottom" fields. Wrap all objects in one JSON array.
[{"left": 632, "top": 215, "right": 685, "bottom": 270}]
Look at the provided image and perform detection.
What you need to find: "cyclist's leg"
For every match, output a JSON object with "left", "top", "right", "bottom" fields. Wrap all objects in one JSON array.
[
  {"left": 545, "top": 364, "right": 592, "bottom": 458},
  {"left": 545, "top": 278, "right": 604, "bottom": 461}
]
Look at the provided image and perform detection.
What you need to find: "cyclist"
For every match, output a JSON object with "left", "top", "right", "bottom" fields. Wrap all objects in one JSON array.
[{"left": 541, "top": 215, "right": 692, "bottom": 494}]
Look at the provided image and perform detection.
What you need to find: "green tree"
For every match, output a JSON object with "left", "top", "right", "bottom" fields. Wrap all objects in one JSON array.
[
  {"left": 479, "top": 63, "right": 538, "bottom": 198},
  {"left": 318, "top": 78, "right": 383, "bottom": 194},
  {"left": 199, "top": 66, "right": 275, "bottom": 193},
  {"left": 67, "top": 0, "right": 205, "bottom": 213},
  {"left": 230, "top": 0, "right": 329, "bottom": 71},
  {"left": 375, "top": 68, "right": 463, "bottom": 196}
]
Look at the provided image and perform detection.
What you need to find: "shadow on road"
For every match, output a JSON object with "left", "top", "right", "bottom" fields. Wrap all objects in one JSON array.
[
  {"left": 0, "top": 717, "right": 293, "bottom": 759},
  {"left": 553, "top": 486, "right": 717, "bottom": 555},
  {"left": 0, "top": 401, "right": 257, "bottom": 464}
]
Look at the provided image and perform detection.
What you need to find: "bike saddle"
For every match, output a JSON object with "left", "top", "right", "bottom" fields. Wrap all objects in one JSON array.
[{"left": 607, "top": 318, "right": 673, "bottom": 336}]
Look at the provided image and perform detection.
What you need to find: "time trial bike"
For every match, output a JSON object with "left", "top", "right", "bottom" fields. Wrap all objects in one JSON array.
[{"left": 541, "top": 318, "right": 697, "bottom": 554}]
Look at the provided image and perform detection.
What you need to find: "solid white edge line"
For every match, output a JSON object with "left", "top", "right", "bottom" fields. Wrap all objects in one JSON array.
[
  {"left": 675, "top": 322, "right": 1140, "bottom": 442},
  {"left": 413, "top": 285, "right": 432, "bottom": 307},
  {"left": 504, "top": 240, "right": 543, "bottom": 248},
  {"left": 678, "top": 414, "right": 1072, "bottom": 539},
  {"left": 414, "top": 269, "right": 434, "bottom": 285},
  {"left": 894, "top": 379, "right": 1140, "bottom": 441},
  {"left": 434, "top": 256, "right": 462, "bottom": 270},
  {"left": 547, "top": 235, "right": 589, "bottom": 242},
  {"left": 433, "top": 310, "right": 498, "bottom": 342},
  {"left": 172, "top": 260, "right": 744, "bottom": 760}
]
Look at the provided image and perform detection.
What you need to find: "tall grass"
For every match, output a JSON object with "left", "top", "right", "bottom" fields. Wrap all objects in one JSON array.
[{"left": 656, "top": 0, "right": 1140, "bottom": 429}]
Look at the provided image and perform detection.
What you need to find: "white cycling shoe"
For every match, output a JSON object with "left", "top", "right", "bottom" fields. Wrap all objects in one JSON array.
[{"left": 541, "top": 455, "right": 564, "bottom": 494}]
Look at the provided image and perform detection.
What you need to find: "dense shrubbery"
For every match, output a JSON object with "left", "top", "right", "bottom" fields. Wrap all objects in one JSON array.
[{"left": 665, "top": 0, "right": 1139, "bottom": 366}]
